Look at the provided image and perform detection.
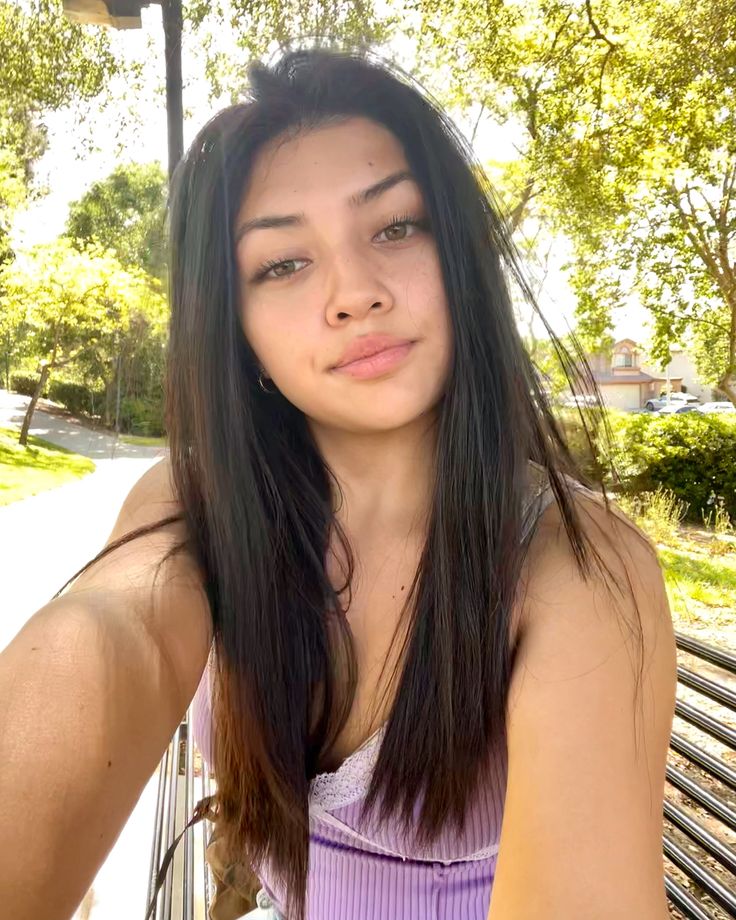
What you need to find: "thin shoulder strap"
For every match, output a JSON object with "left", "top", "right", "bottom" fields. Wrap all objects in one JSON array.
[
  {"left": 520, "top": 464, "right": 557, "bottom": 545},
  {"left": 144, "top": 795, "right": 217, "bottom": 920}
]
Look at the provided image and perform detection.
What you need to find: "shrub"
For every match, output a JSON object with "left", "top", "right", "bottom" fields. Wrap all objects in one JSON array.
[
  {"left": 563, "top": 411, "right": 736, "bottom": 523},
  {"left": 47, "top": 380, "right": 105, "bottom": 417},
  {"left": 10, "top": 373, "right": 47, "bottom": 398},
  {"left": 119, "top": 395, "right": 165, "bottom": 437},
  {"left": 614, "top": 487, "right": 690, "bottom": 545}
]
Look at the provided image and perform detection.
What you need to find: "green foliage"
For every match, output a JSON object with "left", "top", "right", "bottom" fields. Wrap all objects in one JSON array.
[
  {"left": 0, "top": 0, "right": 119, "bottom": 183},
  {"left": 614, "top": 487, "right": 690, "bottom": 546},
  {"left": 119, "top": 395, "right": 165, "bottom": 437},
  {"left": 1, "top": 238, "right": 167, "bottom": 423},
  {"left": 185, "top": 0, "right": 395, "bottom": 101},
  {"left": 411, "top": 0, "right": 736, "bottom": 400},
  {"left": 10, "top": 373, "right": 47, "bottom": 398},
  {"left": 583, "top": 411, "right": 736, "bottom": 521},
  {"left": 47, "top": 379, "right": 105, "bottom": 417},
  {"left": 66, "top": 162, "right": 169, "bottom": 282}
]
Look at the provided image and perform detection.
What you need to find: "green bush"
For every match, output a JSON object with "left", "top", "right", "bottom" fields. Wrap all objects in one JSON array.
[
  {"left": 119, "top": 395, "right": 165, "bottom": 437},
  {"left": 564, "top": 410, "right": 736, "bottom": 522},
  {"left": 10, "top": 373, "right": 47, "bottom": 398},
  {"left": 48, "top": 380, "right": 105, "bottom": 417}
]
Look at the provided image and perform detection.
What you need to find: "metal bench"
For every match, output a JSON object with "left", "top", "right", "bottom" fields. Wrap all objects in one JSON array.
[{"left": 146, "top": 631, "right": 736, "bottom": 919}]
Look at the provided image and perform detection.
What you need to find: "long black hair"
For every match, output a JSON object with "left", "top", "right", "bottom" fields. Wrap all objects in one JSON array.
[{"left": 58, "top": 47, "right": 633, "bottom": 920}]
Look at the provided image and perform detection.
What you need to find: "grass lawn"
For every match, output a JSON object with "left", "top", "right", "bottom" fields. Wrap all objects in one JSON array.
[
  {"left": 119, "top": 433, "right": 168, "bottom": 447},
  {"left": 0, "top": 426, "right": 96, "bottom": 505},
  {"left": 659, "top": 539, "right": 736, "bottom": 642}
]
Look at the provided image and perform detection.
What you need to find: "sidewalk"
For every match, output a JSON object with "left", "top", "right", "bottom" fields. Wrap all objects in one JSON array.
[
  {"left": 0, "top": 388, "right": 165, "bottom": 460},
  {"left": 0, "top": 389, "right": 170, "bottom": 920}
]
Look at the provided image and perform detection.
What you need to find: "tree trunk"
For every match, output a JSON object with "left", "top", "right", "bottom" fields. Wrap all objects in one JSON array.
[
  {"left": 717, "top": 293, "right": 736, "bottom": 405},
  {"left": 19, "top": 364, "right": 50, "bottom": 447}
]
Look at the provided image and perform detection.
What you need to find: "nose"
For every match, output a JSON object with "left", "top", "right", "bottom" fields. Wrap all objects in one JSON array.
[{"left": 323, "top": 248, "right": 394, "bottom": 327}]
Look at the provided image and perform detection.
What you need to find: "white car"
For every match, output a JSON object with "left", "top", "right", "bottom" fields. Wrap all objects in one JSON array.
[
  {"left": 645, "top": 392, "right": 700, "bottom": 411},
  {"left": 697, "top": 401, "right": 736, "bottom": 415},
  {"left": 655, "top": 403, "right": 700, "bottom": 415},
  {"left": 558, "top": 393, "right": 598, "bottom": 409}
]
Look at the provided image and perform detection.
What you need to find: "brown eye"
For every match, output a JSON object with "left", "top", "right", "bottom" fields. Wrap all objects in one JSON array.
[
  {"left": 384, "top": 223, "right": 409, "bottom": 241},
  {"left": 376, "top": 218, "right": 424, "bottom": 244},
  {"left": 255, "top": 257, "right": 309, "bottom": 281}
]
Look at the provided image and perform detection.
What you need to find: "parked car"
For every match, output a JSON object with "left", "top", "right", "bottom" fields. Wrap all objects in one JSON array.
[
  {"left": 645, "top": 392, "right": 700, "bottom": 411},
  {"left": 655, "top": 403, "right": 699, "bottom": 415},
  {"left": 558, "top": 393, "right": 598, "bottom": 409},
  {"left": 697, "top": 401, "right": 736, "bottom": 415}
]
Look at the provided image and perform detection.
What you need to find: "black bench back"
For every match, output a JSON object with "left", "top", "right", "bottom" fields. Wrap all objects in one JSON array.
[{"left": 665, "top": 632, "right": 736, "bottom": 919}]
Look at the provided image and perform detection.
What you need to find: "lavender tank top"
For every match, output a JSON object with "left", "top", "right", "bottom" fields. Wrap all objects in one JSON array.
[{"left": 191, "top": 462, "right": 571, "bottom": 919}]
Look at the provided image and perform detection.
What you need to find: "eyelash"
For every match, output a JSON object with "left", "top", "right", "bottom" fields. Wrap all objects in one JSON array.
[{"left": 253, "top": 212, "right": 431, "bottom": 282}]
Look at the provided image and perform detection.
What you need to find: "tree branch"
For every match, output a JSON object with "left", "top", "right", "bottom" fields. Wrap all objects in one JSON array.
[{"left": 584, "top": 0, "right": 617, "bottom": 51}]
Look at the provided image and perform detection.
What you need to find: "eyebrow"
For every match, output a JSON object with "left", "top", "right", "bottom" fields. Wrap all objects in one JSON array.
[{"left": 234, "top": 170, "right": 416, "bottom": 243}]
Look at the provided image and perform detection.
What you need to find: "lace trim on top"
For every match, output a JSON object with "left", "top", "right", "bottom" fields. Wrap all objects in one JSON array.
[{"left": 309, "top": 724, "right": 386, "bottom": 812}]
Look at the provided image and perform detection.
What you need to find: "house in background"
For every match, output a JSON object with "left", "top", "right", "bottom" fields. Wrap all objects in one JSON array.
[
  {"left": 585, "top": 339, "right": 712, "bottom": 410},
  {"left": 642, "top": 345, "right": 711, "bottom": 401}
]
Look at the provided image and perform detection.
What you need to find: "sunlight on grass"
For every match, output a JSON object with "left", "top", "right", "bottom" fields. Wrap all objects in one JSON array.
[
  {"left": 118, "top": 433, "right": 167, "bottom": 447},
  {"left": 614, "top": 487, "right": 735, "bottom": 641},
  {"left": 658, "top": 545, "right": 736, "bottom": 635},
  {"left": 0, "top": 426, "right": 96, "bottom": 505}
]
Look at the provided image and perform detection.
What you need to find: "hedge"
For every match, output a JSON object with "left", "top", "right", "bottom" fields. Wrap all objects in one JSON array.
[
  {"left": 10, "top": 373, "right": 47, "bottom": 398},
  {"left": 47, "top": 380, "right": 106, "bottom": 417},
  {"left": 119, "top": 396, "right": 165, "bottom": 437},
  {"left": 564, "top": 410, "right": 736, "bottom": 522}
]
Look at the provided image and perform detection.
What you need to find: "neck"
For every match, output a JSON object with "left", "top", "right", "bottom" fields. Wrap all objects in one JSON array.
[{"left": 309, "top": 412, "right": 437, "bottom": 541}]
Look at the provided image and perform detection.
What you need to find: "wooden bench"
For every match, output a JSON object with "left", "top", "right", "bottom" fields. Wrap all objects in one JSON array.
[{"left": 146, "top": 631, "right": 736, "bottom": 919}]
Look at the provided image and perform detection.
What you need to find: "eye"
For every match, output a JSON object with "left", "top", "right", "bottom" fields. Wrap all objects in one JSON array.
[
  {"left": 375, "top": 214, "right": 430, "bottom": 244},
  {"left": 254, "top": 257, "right": 310, "bottom": 282}
]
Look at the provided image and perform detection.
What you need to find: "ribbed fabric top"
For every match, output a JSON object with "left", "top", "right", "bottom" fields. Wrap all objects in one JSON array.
[{"left": 191, "top": 462, "right": 571, "bottom": 919}]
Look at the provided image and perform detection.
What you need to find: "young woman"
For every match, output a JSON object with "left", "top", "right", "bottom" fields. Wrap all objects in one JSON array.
[{"left": 0, "top": 48, "right": 677, "bottom": 920}]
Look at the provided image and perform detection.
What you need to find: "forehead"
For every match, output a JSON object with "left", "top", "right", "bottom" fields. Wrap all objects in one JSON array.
[{"left": 237, "top": 116, "right": 414, "bottom": 217}]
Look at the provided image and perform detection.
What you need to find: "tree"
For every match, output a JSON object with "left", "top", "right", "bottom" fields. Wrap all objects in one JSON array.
[
  {"left": 0, "top": 238, "right": 165, "bottom": 444},
  {"left": 410, "top": 0, "right": 736, "bottom": 401},
  {"left": 185, "top": 0, "right": 394, "bottom": 101},
  {"left": 0, "top": 0, "right": 122, "bottom": 269},
  {"left": 0, "top": 0, "right": 120, "bottom": 175},
  {"left": 66, "top": 162, "right": 169, "bottom": 282}
]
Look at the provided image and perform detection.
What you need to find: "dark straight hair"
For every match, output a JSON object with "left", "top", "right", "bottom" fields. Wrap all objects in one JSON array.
[{"left": 57, "top": 47, "right": 640, "bottom": 920}]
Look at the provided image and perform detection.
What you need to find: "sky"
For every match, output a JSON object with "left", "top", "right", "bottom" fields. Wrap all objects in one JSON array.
[{"left": 10, "top": 4, "right": 647, "bottom": 344}]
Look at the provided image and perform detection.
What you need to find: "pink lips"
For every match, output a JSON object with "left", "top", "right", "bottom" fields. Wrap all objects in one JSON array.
[{"left": 332, "top": 335, "right": 415, "bottom": 380}]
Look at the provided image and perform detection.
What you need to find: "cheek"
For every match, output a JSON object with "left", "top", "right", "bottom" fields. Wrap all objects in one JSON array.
[{"left": 240, "top": 298, "right": 319, "bottom": 387}]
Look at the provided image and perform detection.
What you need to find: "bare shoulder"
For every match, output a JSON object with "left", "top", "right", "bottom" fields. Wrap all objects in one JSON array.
[
  {"left": 489, "top": 486, "right": 678, "bottom": 919},
  {"left": 517, "top": 485, "right": 671, "bottom": 650},
  {"left": 63, "top": 457, "right": 212, "bottom": 696}
]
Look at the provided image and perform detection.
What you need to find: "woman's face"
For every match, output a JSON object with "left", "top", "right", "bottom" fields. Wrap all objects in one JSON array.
[{"left": 235, "top": 116, "right": 453, "bottom": 434}]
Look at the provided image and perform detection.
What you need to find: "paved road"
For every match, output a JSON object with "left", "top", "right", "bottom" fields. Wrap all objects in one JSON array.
[{"left": 0, "top": 389, "right": 169, "bottom": 920}]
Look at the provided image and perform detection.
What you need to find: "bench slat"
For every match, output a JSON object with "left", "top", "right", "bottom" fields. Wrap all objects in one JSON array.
[
  {"left": 665, "top": 873, "right": 719, "bottom": 920},
  {"left": 676, "top": 634, "right": 736, "bottom": 675},
  {"left": 667, "top": 764, "right": 736, "bottom": 832},
  {"left": 664, "top": 800, "right": 736, "bottom": 875},
  {"left": 678, "top": 667, "right": 736, "bottom": 714},
  {"left": 670, "top": 732, "right": 736, "bottom": 793},
  {"left": 675, "top": 699, "right": 736, "bottom": 750},
  {"left": 663, "top": 834, "right": 736, "bottom": 917}
]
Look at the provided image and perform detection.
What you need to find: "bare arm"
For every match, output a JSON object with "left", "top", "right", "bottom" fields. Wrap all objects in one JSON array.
[
  {"left": 488, "top": 494, "right": 677, "bottom": 920},
  {"left": 0, "top": 459, "right": 212, "bottom": 920}
]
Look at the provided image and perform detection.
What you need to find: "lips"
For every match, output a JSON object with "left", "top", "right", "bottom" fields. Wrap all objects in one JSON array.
[{"left": 333, "top": 334, "right": 415, "bottom": 370}]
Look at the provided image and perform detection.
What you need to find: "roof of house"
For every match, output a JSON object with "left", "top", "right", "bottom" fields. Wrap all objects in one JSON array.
[{"left": 593, "top": 373, "right": 657, "bottom": 384}]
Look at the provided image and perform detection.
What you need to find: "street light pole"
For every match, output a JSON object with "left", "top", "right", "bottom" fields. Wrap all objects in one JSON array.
[
  {"left": 62, "top": 0, "right": 183, "bottom": 184},
  {"left": 160, "top": 0, "right": 183, "bottom": 183}
]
